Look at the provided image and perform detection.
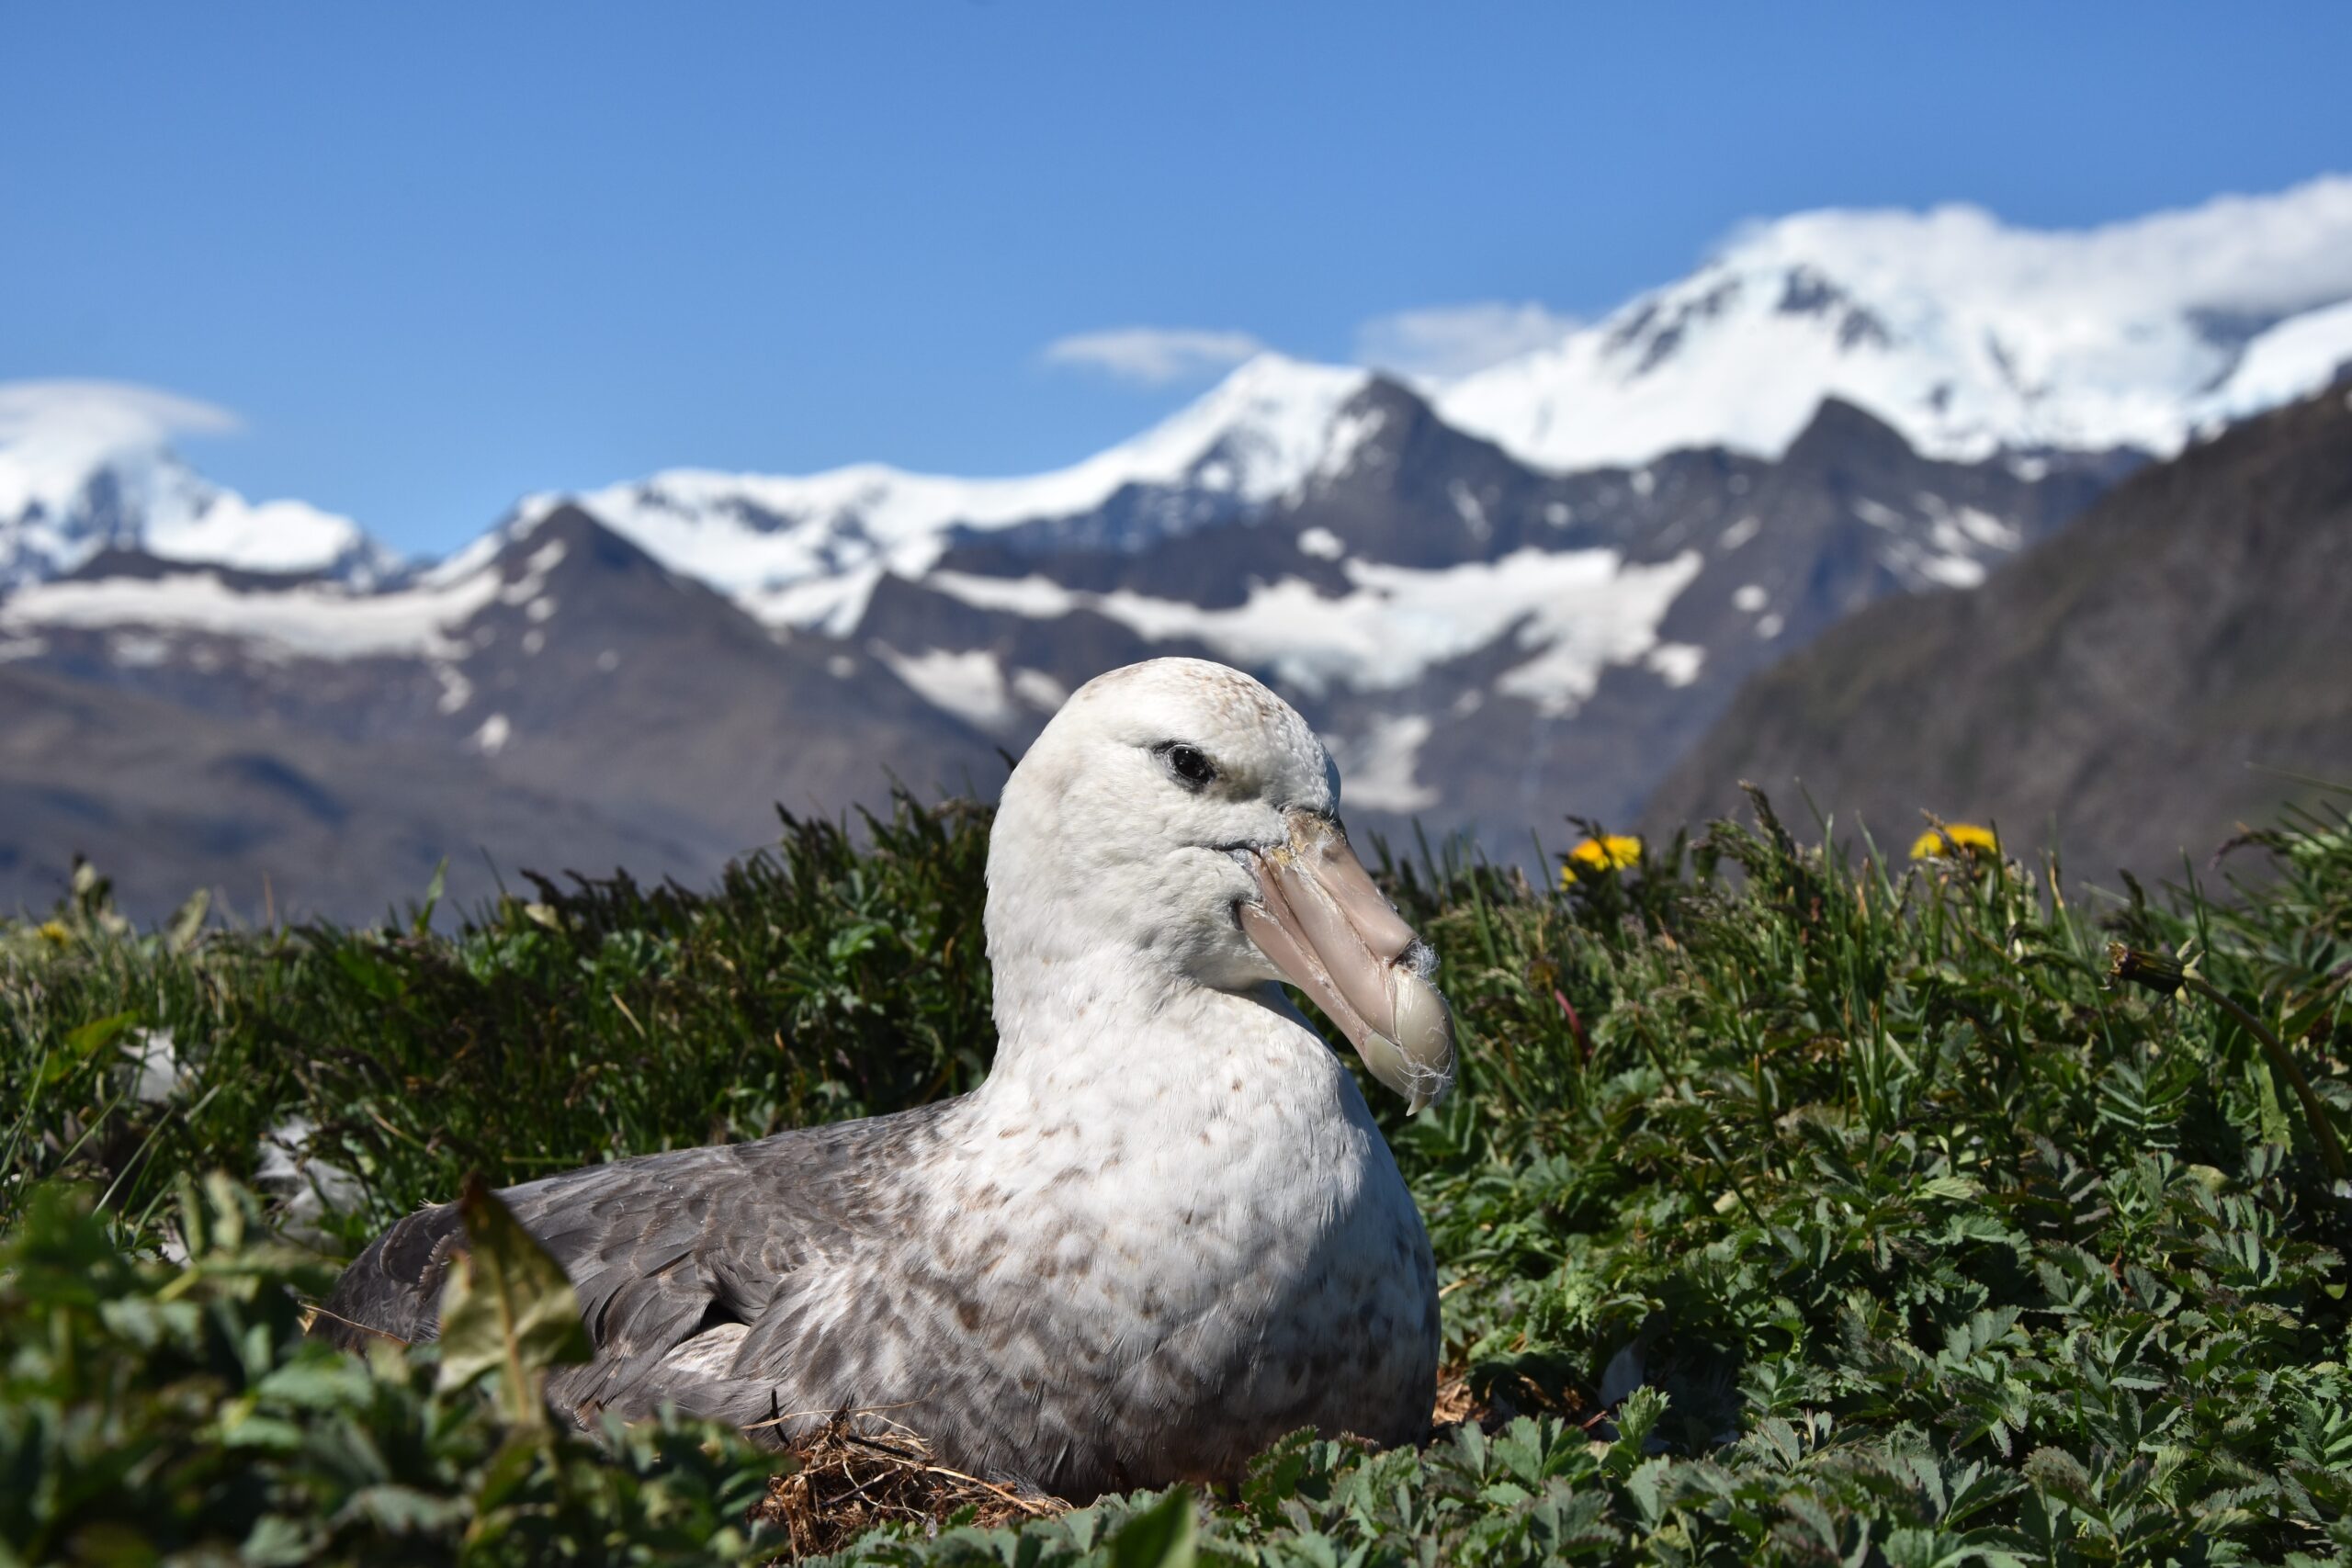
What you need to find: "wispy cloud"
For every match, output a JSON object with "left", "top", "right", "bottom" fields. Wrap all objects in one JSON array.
[
  {"left": 1714, "top": 174, "right": 2352, "bottom": 319},
  {"left": 0, "top": 381, "right": 242, "bottom": 514},
  {"left": 0, "top": 379, "right": 241, "bottom": 453},
  {"left": 1041, "top": 327, "right": 1267, "bottom": 386},
  {"left": 1354, "top": 301, "right": 1581, "bottom": 383}
]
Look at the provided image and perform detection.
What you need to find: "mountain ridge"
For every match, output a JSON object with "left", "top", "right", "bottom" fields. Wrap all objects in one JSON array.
[
  {"left": 0, "top": 381, "right": 394, "bottom": 592},
  {"left": 1, "top": 382, "right": 2109, "bottom": 916},
  {"left": 6, "top": 180, "right": 2349, "bottom": 914},
  {"left": 1646, "top": 377, "right": 2352, "bottom": 878},
  {"left": 1436, "top": 175, "right": 2352, "bottom": 471},
  {"left": 10, "top": 181, "right": 2350, "bottom": 612}
]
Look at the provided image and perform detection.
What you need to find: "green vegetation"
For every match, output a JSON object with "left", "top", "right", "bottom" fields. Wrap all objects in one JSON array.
[{"left": 5, "top": 788, "right": 2351, "bottom": 1564}]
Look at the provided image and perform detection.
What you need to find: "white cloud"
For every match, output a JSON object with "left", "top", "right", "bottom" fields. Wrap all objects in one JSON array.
[
  {"left": 1040, "top": 327, "right": 1267, "bottom": 386},
  {"left": 0, "top": 379, "right": 243, "bottom": 523},
  {"left": 0, "top": 378, "right": 240, "bottom": 455},
  {"left": 1354, "top": 301, "right": 1582, "bottom": 383},
  {"left": 1717, "top": 174, "right": 2352, "bottom": 321}
]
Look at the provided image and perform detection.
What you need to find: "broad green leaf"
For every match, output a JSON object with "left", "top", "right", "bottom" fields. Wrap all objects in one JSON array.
[
  {"left": 45, "top": 1010, "right": 138, "bottom": 1084},
  {"left": 240, "top": 1514, "right": 321, "bottom": 1567},
  {"left": 1604, "top": 1386, "right": 1670, "bottom": 1479},
  {"left": 2250, "top": 1055, "right": 2294, "bottom": 1149},
  {"left": 435, "top": 1173, "right": 591, "bottom": 1422},
  {"left": 1107, "top": 1486, "right": 1198, "bottom": 1568},
  {"left": 254, "top": 1355, "right": 374, "bottom": 1413},
  {"left": 65, "top": 1010, "right": 138, "bottom": 1062}
]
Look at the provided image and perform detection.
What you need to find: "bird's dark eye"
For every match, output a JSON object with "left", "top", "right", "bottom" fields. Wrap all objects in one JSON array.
[{"left": 1157, "top": 742, "right": 1217, "bottom": 789}]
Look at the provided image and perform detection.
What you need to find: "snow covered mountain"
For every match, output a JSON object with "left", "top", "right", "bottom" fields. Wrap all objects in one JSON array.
[
  {"left": 1649, "top": 377, "right": 2352, "bottom": 880},
  {"left": 1438, "top": 176, "right": 2352, "bottom": 470},
  {"left": 0, "top": 381, "right": 398, "bottom": 592},
  {"left": 8, "top": 177, "right": 2351, "bottom": 913},
  {"left": 502, "top": 355, "right": 1375, "bottom": 634},
  {"left": 473, "top": 180, "right": 2352, "bottom": 662},
  {"left": 0, "top": 504, "right": 1002, "bottom": 919},
  {"left": 497, "top": 357, "right": 2094, "bottom": 761},
  {"left": 3, "top": 370, "right": 2117, "bottom": 908},
  {"left": 846, "top": 383, "right": 2120, "bottom": 834}
]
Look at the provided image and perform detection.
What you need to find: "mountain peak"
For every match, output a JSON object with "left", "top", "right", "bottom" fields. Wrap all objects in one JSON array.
[
  {"left": 1648, "top": 375, "right": 2352, "bottom": 879},
  {"left": 514, "top": 500, "right": 650, "bottom": 556},
  {"left": 1780, "top": 396, "right": 1917, "bottom": 469},
  {"left": 1435, "top": 175, "right": 2352, "bottom": 473},
  {"left": 0, "top": 379, "right": 398, "bottom": 592},
  {"left": 510, "top": 353, "right": 1378, "bottom": 634}
]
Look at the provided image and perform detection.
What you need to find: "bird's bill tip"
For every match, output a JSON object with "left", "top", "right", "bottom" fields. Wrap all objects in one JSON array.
[{"left": 1239, "top": 813, "right": 1457, "bottom": 1111}]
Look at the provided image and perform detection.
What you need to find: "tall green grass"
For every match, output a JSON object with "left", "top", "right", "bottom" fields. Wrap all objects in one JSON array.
[{"left": 4, "top": 788, "right": 2349, "bottom": 1563}]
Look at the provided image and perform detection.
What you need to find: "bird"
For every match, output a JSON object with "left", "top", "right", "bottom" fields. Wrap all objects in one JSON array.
[{"left": 315, "top": 657, "right": 1458, "bottom": 1498}]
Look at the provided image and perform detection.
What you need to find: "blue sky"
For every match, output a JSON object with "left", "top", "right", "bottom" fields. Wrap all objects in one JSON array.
[{"left": 6, "top": 3, "right": 2349, "bottom": 558}]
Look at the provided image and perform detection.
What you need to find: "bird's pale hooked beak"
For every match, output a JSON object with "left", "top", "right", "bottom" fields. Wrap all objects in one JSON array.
[{"left": 1238, "top": 812, "right": 1457, "bottom": 1113}]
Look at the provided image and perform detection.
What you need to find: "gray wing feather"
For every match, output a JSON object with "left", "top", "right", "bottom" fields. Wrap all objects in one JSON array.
[
  {"left": 312, "top": 1200, "right": 468, "bottom": 1349},
  {"left": 313, "top": 1101, "right": 957, "bottom": 1426}
]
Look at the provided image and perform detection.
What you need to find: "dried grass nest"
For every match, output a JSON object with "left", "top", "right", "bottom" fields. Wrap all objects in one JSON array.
[
  {"left": 754, "top": 1412, "right": 1068, "bottom": 1559},
  {"left": 754, "top": 1370, "right": 1548, "bottom": 1558}
]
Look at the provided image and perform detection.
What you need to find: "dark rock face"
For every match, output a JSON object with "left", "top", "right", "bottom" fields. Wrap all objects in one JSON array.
[
  {"left": 0, "top": 376, "right": 2131, "bottom": 919},
  {"left": 0, "top": 660, "right": 707, "bottom": 923},
  {"left": 855, "top": 384, "right": 2113, "bottom": 853},
  {"left": 1647, "top": 378, "right": 2352, "bottom": 882},
  {"left": 0, "top": 506, "right": 1002, "bottom": 921}
]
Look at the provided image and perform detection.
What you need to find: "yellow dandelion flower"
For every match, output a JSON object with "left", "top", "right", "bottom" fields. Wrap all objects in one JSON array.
[
  {"left": 37, "top": 919, "right": 72, "bottom": 945},
  {"left": 1562, "top": 833, "right": 1643, "bottom": 885},
  {"left": 1908, "top": 822, "right": 1998, "bottom": 862}
]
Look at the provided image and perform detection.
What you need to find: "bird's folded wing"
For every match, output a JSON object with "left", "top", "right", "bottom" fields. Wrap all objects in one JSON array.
[{"left": 314, "top": 1101, "right": 956, "bottom": 1423}]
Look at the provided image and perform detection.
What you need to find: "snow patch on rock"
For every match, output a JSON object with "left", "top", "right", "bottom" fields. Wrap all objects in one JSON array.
[
  {"left": 929, "top": 547, "right": 1705, "bottom": 716},
  {"left": 1335, "top": 714, "right": 1439, "bottom": 813}
]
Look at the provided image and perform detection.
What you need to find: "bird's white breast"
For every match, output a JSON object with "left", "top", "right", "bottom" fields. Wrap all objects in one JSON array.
[{"left": 885, "top": 982, "right": 1439, "bottom": 1483}]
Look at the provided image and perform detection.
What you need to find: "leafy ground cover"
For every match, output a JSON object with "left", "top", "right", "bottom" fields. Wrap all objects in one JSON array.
[{"left": 4, "top": 788, "right": 2350, "bottom": 1564}]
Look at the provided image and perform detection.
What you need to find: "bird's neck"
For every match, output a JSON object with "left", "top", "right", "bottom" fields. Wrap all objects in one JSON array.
[{"left": 974, "top": 943, "right": 1355, "bottom": 1133}]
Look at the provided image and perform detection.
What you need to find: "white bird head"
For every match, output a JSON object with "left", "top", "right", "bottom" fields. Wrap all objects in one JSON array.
[{"left": 988, "top": 657, "right": 1456, "bottom": 1111}]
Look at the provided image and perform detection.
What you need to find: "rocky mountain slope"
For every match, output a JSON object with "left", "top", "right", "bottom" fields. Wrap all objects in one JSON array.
[
  {"left": 0, "top": 508, "right": 1002, "bottom": 919},
  {"left": 0, "top": 660, "right": 696, "bottom": 925},
  {"left": 6, "top": 180, "right": 2350, "bottom": 915},
  {"left": 1648, "top": 378, "right": 2352, "bottom": 880},
  {"left": 842, "top": 380, "right": 2120, "bottom": 846},
  {"left": 2, "top": 368, "right": 2116, "bottom": 917}
]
